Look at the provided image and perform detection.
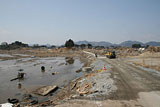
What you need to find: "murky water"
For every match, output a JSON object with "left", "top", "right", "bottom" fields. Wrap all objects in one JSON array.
[{"left": 0, "top": 57, "right": 83, "bottom": 103}]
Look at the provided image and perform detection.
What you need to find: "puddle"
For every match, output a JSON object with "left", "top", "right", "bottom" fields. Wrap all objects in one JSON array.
[
  {"left": 0, "top": 54, "right": 13, "bottom": 57},
  {"left": 0, "top": 57, "right": 83, "bottom": 103}
]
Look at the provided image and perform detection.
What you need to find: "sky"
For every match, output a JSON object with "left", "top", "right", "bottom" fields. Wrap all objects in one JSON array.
[{"left": 0, "top": 0, "right": 160, "bottom": 45}]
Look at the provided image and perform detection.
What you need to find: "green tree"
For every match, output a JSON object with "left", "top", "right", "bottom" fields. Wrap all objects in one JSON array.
[
  {"left": 80, "top": 44, "right": 86, "bottom": 49},
  {"left": 87, "top": 44, "right": 92, "bottom": 49},
  {"left": 132, "top": 44, "right": 141, "bottom": 48},
  {"left": 65, "top": 39, "right": 74, "bottom": 48}
]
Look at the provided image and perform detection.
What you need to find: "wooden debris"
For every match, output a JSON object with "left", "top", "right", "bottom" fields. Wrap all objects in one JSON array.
[
  {"left": 71, "top": 82, "right": 77, "bottom": 90},
  {"left": 75, "top": 69, "right": 82, "bottom": 73},
  {"left": 52, "top": 72, "right": 58, "bottom": 75},
  {"left": 34, "top": 85, "right": 58, "bottom": 96}
]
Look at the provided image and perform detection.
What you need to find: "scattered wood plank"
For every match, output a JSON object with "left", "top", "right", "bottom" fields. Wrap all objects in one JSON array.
[{"left": 34, "top": 85, "right": 58, "bottom": 96}]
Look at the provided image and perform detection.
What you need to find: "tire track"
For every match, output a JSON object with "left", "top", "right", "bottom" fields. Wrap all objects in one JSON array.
[{"left": 103, "top": 58, "right": 160, "bottom": 100}]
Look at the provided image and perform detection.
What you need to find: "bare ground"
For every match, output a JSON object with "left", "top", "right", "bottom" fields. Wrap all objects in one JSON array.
[
  {"left": 1, "top": 49, "right": 160, "bottom": 107},
  {"left": 55, "top": 51, "right": 160, "bottom": 107}
]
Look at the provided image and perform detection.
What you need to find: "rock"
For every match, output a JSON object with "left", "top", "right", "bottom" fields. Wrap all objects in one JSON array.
[
  {"left": 52, "top": 72, "right": 56, "bottom": 75},
  {"left": 82, "top": 67, "right": 92, "bottom": 72},
  {"left": 18, "top": 69, "right": 24, "bottom": 71},
  {"left": 65, "top": 57, "right": 74, "bottom": 64},
  {"left": 23, "top": 94, "right": 32, "bottom": 100},
  {"left": 34, "top": 85, "right": 58, "bottom": 96},
  {"left": 52, "top": 72, "right": 58, "bottom": 75},
  {"left": 8, "top": 98, "right": 19, "bottom": 104},
  {"left": 41, "top": 66, "right": 45, "bottom": 71},
  {"left": 30, "top": 100, "right": 38, "bottom": 105},
  {"left": 75, "top": 69, "right": 82, "bottom": 73}
]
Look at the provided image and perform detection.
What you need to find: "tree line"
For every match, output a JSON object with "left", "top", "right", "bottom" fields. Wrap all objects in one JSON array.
[{"left": 0, "top": 39, "right": 148, "bottom": 50}]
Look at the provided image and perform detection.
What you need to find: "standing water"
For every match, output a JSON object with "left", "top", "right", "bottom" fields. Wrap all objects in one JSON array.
[{"left": 0, "top": 57, "right": 83, "bottom": 103}]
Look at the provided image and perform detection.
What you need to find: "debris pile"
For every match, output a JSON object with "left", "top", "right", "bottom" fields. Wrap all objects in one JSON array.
[
  {"left": 65, "top": 57, "right": 74, "bottom": 64},
  {"left": 74, "top": 71, "right": 117, "bottom": 97},
  {"left": 147, "top": 46, "right": 160, "bottom": 52},
  {"left": 71, "top": 60, "right": 117, "bottom": 97}
]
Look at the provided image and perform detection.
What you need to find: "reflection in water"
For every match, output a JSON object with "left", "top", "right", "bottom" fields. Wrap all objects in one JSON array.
[
  {"left": 41, "top": 70, "right": 45, "bottom": 72},
  {"left": 65, "top": 57, "right": 74, "bottom": 65},
  {"left": 18, "top": 83, "right": 22, "bottom": 89}
]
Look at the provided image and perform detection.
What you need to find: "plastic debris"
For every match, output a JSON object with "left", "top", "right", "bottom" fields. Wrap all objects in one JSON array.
[{"left": 0, "top": 103, "right": 13, "bottom": 107}]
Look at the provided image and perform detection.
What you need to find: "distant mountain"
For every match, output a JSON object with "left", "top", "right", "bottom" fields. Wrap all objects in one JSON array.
[
  {"left": 119, "top": 41, "right": 144, "bottom": 47},
  {"left": 90, "top": 41, "right": 112, "bottom": 47},
  {"left": 75, "top": 40, "right": 90, "bottom": 45},
  {"left": 145, "top": 41, "right": 160, "bottom": 46},
  {"left": 75, "top": 41, "right": 112, "bottom": 47},
  {"left": 75, "top": 40, "right": 160, "bottom": 47},
  {"left": 45, "top": 44, "right": 51, "bottom": 47}
]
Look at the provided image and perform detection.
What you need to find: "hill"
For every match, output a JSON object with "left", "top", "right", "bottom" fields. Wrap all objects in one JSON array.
[
  {"left": 75, "top": 40, "right": 160, "bottom": 47},
  {"left": 119, "top": 41, "right": 144, "bottom": 47},
  {"left": 145, "top": 41, "right": 160, "bottom": 46}
]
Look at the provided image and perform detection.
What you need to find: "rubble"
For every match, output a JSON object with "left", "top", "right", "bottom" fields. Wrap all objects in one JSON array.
[
  {"left": 10, "top": 72, "right": 26, "bottom": 81},
  {"left": 52, "top": 72, "right": 58, "bottom": 75},
  {"left": 75, "top": 69, "right": 82, "bottom": 73},
  {"left": 82, "top": 67, "right": 92, "bottom": 72},
  {"left": 65, "top": 57, "right": 74, "bottom": 64},
  {"left": 71, "top": 59, "right": 117, "bottom": 97},
  {"left": 33, "top": 85, "right": 58, "bottom": 96},
  {"left": 23, "top": 94, "right": 33, "bottom": 100},
  {"left": 8, "top": 98, "right": 19, "bottom": 104},
  {"left": 0, "top": 103, "right": 13, "bottom": 107}
]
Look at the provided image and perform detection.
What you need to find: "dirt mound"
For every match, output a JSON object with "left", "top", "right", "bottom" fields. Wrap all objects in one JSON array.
[{"left": 147, "top": 46, "right": 160, "bottom": 52}]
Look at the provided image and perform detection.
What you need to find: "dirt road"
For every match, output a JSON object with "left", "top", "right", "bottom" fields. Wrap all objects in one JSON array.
[
  {"left": 57, "top": 51, "right": 160, "bottom": 107},
  {"left": 102, "top": 57, "right": 160, "bottom": 98}
]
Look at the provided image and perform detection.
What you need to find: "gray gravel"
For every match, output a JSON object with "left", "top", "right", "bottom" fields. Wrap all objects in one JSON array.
[{"left": 78, "top": 59, "right": 117, "bottom": 97}]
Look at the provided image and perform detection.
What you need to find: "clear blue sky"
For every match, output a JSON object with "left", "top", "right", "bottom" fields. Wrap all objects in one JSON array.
[{"left": 0, "top": 0, "right": 160, "bottom": 45}]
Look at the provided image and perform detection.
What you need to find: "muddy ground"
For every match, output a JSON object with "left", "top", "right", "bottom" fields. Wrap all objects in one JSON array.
[{"left": 0, "top": 48, "right": 160, "bottom": 107}]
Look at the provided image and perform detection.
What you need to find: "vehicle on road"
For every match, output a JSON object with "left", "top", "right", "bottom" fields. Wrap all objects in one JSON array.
[{"left": 105, "top": 51, "right": 116, "bottom": 59}]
